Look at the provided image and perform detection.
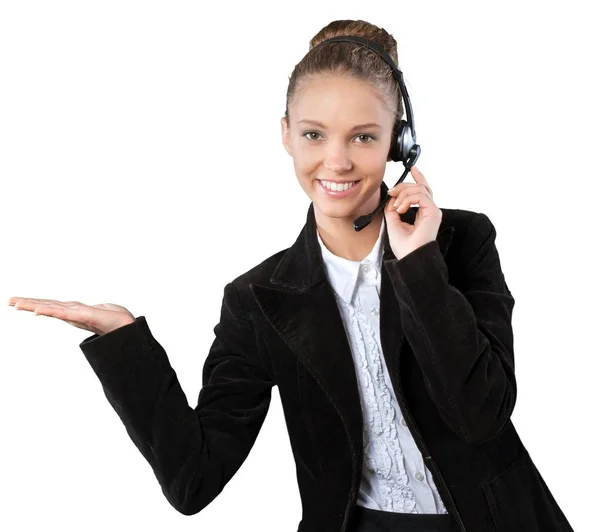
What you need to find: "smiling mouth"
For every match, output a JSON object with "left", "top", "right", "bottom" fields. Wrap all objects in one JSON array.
[{"left": 317, "top": 179, "right": 360, "bottom": 191}]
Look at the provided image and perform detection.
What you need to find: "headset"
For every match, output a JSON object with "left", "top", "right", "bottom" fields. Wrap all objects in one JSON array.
[{"left": 306, "top": 35, "right": 421, "bottom": 231}]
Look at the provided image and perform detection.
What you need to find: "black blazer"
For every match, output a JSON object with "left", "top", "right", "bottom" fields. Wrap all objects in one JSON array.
[{"left": 80, "top": 197, "right": 574, "bottom": 532}]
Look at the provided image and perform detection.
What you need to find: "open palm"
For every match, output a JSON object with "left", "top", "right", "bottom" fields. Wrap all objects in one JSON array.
[{"left": 7, "top": 297, "right": 135, "bottom": 336}]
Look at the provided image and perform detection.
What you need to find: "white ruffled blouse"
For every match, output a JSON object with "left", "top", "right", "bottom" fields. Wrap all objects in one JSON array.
[{"left": 316, "top": 215, "right": 448, "bottom": 514}]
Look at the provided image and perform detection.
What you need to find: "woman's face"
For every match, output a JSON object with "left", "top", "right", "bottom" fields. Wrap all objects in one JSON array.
[{"left": 281, "top": 73, "right": 395, "bottom": 223}]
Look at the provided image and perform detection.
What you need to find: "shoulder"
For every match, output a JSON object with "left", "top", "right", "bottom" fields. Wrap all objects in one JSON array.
[
  {"left": 440, "top": 206, "right": 489, "bottom": 229},
  {"left": 439, "top": 207, "right": 505, "bottom": 281},
  {"left": 440, "top": 206, "right": 497, "bottom": 244},
  {"left": 221, "top": 247, "right": 290, "bottom": 322}
]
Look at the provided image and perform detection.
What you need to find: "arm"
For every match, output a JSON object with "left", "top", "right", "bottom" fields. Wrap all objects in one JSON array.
[
  {"left": 79, "top": 282, "right": 274, "bottom": 515},
  {"left": 383, "top": 212, "right": 516, "bottom": 445}
]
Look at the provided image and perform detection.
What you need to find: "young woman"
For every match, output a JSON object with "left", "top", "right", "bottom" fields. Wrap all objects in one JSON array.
[{"left": 8, "top": 19, "right": 574, "bottom": 532}]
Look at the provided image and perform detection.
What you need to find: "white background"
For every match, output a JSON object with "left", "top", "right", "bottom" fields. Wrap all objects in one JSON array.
[{"left": 1, "top": 1, "right": 598, "bottom": 530}]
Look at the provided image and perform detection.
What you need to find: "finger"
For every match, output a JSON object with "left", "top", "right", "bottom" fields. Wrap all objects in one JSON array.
[
  {"left": 8, "top": 297, "right": 42, "bottom": 307},
  {"left": 387, "top": 182, "right": 419, "bottom": 196},
  {"left": 12, "top": 298, "right": 83, "bottom": 312},
  {"left": 393, "top": 192, "right": 434, "bottom": 213},
  {"left": 10, "top": 297, "right": 63, "bottom": 308},
  {"left": 13, "top": 298, "right": 79, "bottom": 316},
  {"left": 32, "top": 305, "right": 87, "bottom": 324},
  {"left": 12, "top": 299, "right": 62, "bottom": 312},
  {"left": 411, "top": 167, "right": 433, "bottom": 196},
  {"left": 386, "top": 195, "right": 400, "bottom": 212},
  {"left": 392, "top": 184, "right": 432, "bottom": 206},
  {"left": 411, "top": 165, "right": 428, "bottom": 183}
]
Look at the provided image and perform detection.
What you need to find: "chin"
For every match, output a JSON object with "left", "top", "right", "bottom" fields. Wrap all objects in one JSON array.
[
  {"left": 312, "top": 196, "right": 363, "bottom": 222},
  {"left": 315, "top": 203, "right": 356, "bottom": 218}
]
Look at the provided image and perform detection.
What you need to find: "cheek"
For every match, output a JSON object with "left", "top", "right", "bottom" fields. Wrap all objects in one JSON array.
[
  {"left": 363, "top": 156, "right": 388, "bottom": 177},
  {"left": 365, "top": 145, "right": 389, "bottom": 164},
  {"left": 293, "top": 151, "right": 320, "bottom": 173},
  {"left": 292, "top": 157, "right": 314, "bottom": 176}
]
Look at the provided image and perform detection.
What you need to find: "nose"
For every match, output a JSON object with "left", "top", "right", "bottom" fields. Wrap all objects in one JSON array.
[{"left": 323, "top": 140, "right": 352, "bottom": 173}]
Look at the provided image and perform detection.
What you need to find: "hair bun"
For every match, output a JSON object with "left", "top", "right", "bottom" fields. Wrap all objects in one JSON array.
[{"left": 309, "top": 19, "right": 398, "bottom": 64}]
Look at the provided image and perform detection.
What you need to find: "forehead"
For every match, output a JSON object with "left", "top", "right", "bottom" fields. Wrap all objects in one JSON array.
[{"left": 292, "top": 74, "right": 392, "bottom": 124}]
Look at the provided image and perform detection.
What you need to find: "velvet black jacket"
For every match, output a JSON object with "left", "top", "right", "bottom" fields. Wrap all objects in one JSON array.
[{"left": 79, "top": 193, "right": 574, "bottom": 531}]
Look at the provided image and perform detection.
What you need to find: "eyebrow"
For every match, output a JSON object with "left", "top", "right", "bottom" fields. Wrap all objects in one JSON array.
[{"left": 297, "top": 119, "right": 382, "bottom": 131}]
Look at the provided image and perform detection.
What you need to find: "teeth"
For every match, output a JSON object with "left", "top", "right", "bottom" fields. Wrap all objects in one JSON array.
[{"left": 320, "top": 180, "right": 357, "bottom": 192}]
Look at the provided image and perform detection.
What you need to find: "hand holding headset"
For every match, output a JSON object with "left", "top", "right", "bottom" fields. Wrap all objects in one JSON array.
[{"left": 310, "top": 35, "right": 420, "bottom": 231}]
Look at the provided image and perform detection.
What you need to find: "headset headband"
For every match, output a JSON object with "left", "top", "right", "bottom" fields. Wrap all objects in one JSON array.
[{"left": 312, "top": 35, "right": 416, "bottom": 141}]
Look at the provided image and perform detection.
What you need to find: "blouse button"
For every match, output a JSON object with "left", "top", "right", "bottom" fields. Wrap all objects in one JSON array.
[
  {"left": 371, "top": 306, "right": 379, "bottom": 316},
  {"left": 415, "top": 471, "right": 424, "bottom": 481},
  {"left": 362, "top": 263, "right": 371, "bottom": 274},
  {"left": 401, "top": 418, "right": 407, "bottom": 427}
]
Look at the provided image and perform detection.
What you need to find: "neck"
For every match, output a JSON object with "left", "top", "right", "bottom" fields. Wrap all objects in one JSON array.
[{"left": 316, "top": 208, "right": 384, "bottom": 262}]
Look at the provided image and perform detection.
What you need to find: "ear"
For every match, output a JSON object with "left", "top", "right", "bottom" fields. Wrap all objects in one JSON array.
[{"left": 281, "top": 116, "right": 292, "bottom": 156}]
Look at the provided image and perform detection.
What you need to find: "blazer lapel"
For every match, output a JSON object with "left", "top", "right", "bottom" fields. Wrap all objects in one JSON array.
[{"left": 250, "top": 181, "right": 455, "bottom": 472}]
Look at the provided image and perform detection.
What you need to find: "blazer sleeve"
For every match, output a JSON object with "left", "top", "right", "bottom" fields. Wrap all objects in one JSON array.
[
  {"left": 383, "top": 212, "right": 516, "bottom": 445},
  {"left": 79, "top": 282, "right": 274, "bottom": 515}
]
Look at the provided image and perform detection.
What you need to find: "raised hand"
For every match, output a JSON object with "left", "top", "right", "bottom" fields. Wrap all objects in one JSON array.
[
  {"left": 384, "top": 165, "right": 443, "bottom": 260},
  {"left": 7, "top": 297, "right": 135, "bottom": 336}
]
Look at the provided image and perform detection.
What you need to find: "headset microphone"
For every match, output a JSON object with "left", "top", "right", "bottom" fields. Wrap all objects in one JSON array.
[{"left": 310, "top": 35, "right": 421, "bottom": 231}]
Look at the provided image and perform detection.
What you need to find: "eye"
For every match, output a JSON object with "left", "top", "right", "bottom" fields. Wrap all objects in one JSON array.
[
  {"left": 301, "top": 132, "right": 377, "bottom": 143},
  {"left": 302, "top": 131, "right": 322, "bottom": 141},
  {"left": 356, "top": 134, "right": 376, "bottom": 144}
]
